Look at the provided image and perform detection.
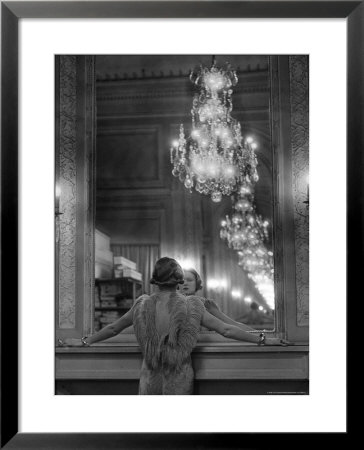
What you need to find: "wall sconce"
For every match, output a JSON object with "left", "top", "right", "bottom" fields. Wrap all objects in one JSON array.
[
  {"left": 231, "top": 289, "right": 242, "bottom": 299},
  {"left": 303, "top": 175, "right": 309, "bottom": 207},
  {"left": 207, "top": 278, "right": 227, "bottom": 291},
  {"left": 178, "top": 258, "right": 196, "bottom": 270},
  {"left": 55, "top": 184, "right": 63, "bottom": 243},
  {"left": 55, "top": 184, "right": 63, "bottom": 217}
]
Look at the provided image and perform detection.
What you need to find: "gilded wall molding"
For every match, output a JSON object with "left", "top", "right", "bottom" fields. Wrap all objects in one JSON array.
[
  {"left": 96, "top": 67, "right": 268, "bottom": 82},
  {"left": 269, "top": 56, "right": 285, "bottom": 335},
  {"left": 58, "top": 55, "right": 77, "bottom": 328},
  {"left": 83, "top": 56, "right": 96, "bottom": 333},
  {"left": 96, "top": 85, "right": 270, "bottom": 103},
  {"left": 289, "top": 56, "right": 309, "bottom": 327},
  {"left": 96, "top": 70, "right": 269, "bottom": 105}
]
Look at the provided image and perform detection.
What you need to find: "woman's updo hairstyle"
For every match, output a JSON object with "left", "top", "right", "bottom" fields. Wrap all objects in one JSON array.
[
  {"left": 150, "top": 257, "right": 184, "bottom": 286},
  {"left": 185, "top": 268, "right": 203, "bottom": 291}
]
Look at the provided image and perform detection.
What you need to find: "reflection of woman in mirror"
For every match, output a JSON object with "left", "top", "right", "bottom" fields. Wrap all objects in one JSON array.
[
  {"left": 62, "top": 257, "right": 290, "bottom": 395},
  {"left": 179, "top": 268, "right": 258, "bottom": 332}
]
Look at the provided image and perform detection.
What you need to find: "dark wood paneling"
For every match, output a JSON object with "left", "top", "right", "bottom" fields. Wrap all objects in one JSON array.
[
  {"left": 99, "top": 217, "right": 160, "bottom": 245},
  {"left": 96, "top": 207, "right": 164, "bottom": 245},
  {"left": 97, "top": 126, "right": 164, "bottom": 188},
  {"left": 194, "top": 379, "right": 308, "bottom": 395},
  {"left": 56, "top": 344, "right": 309, "bottom": 381},
  {"left": 55, "top": 379, "right": 308, "bottom": 395}
]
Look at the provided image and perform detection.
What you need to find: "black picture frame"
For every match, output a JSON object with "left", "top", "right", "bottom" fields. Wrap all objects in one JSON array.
[{"left": 1, "top": 1, "right": 356, "bottom": 448}]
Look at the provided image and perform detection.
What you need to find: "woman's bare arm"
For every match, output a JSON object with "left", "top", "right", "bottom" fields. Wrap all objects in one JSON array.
[
  {"left": 87, "top": 308, "right": 134, "bottom": 344},
  {"left": 201, "top": 310, "right": 260, "bottom": 343},
  {"left": 204, "top": 299, "right": 257, "bottom": 331},
  {"left": 62, "top": 308, "right": 134, "bottom": 346},
  {"left": 201, "top": 310, "right": 290, "bottom": 345}
]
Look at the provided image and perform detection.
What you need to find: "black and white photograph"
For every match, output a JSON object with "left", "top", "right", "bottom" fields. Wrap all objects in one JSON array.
[
  {"left": 1, "top": 0, "right": 355, "bottom": 445},
  {"left": 55, "top": 54, "right": 309, "bottom": 396}
]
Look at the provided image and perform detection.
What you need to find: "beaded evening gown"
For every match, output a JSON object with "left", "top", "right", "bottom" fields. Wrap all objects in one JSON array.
[{"left": 132, "top": 292, "right": 205, "bottom": 395}]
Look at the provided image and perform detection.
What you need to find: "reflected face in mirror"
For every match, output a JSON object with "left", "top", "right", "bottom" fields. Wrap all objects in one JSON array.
[{"left": 179, "top": 270, "right": 198, "bottom": 296}]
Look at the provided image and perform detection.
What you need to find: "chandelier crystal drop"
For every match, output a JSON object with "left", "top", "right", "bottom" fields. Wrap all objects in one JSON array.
[{"left": 170, "top": 59, "right": 259, "bottom": 202}]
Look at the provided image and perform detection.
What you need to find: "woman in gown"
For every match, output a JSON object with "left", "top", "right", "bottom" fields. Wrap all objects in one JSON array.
[{"left": 62, "top": 257, "right": 289, "bottom": 395}]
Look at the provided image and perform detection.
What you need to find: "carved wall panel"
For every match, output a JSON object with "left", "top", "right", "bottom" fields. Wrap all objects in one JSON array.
[
  {"left": 97, "top": 126, "right": 164, "bottom": 189},
  {"left": 58, "top": 55, "right": 77, "bottom": 328},
  {"left": 83, "top": 56, "right": 97, "bottom": 334},
  {"left": 289, "top": 56, "right": 309, "bottom": 327},
  {"left": 97, "top": 211, "right": 161, "bottom": 245},
  {"left": 57, "top": 56, "right": 96, "bottom": 334},
  {"left": 96, "top": 69, "right": 270, "bottom": 120},
  {"left": 269, "top": 56, "right": 286, "bottom": 335},
  {"left": 269, "top": 55, "right": 309, "bottom": 340},
  {"left": 95, "top": 55, "right": 269, "bottom": 81}
]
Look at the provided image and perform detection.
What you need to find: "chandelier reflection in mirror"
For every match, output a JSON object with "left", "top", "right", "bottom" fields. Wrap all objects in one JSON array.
[
  {"left": 170, "top": 58, "right": 259, "bottom": 202},
  {"left": 220, "top": 182, "right": 275, "bottom": 309}
]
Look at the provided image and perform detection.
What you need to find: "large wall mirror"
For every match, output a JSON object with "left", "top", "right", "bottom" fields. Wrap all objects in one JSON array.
[
  {"left": 94, "top": 55, "right": 275, "bottom": 333},
  {"left": 55, "top": 54, "right": 308, "bottom": 344}
]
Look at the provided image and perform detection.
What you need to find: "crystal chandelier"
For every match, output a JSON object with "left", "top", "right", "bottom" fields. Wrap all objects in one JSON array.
[
  {"left": 220, "top": 185, "right": 275, "bottom": 308},
  {"left": 220, "top": 184, "right": 270, "bottom": 252},
  {"left": 170, "top": 58, "right": 259, "bottom": 203}
]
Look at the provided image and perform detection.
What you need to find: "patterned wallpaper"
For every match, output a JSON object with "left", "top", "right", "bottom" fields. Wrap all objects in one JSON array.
[
  {"left": 58, "top": 56, "right": 77, "bottom": 328},
  {"left": 289, "top": 56, "right": 309, "bottom": 327}
]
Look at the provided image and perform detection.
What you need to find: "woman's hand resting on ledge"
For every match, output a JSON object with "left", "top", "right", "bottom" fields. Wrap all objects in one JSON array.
[{"left": 58, "top": 338, "right": 84, "bottom": 347}]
